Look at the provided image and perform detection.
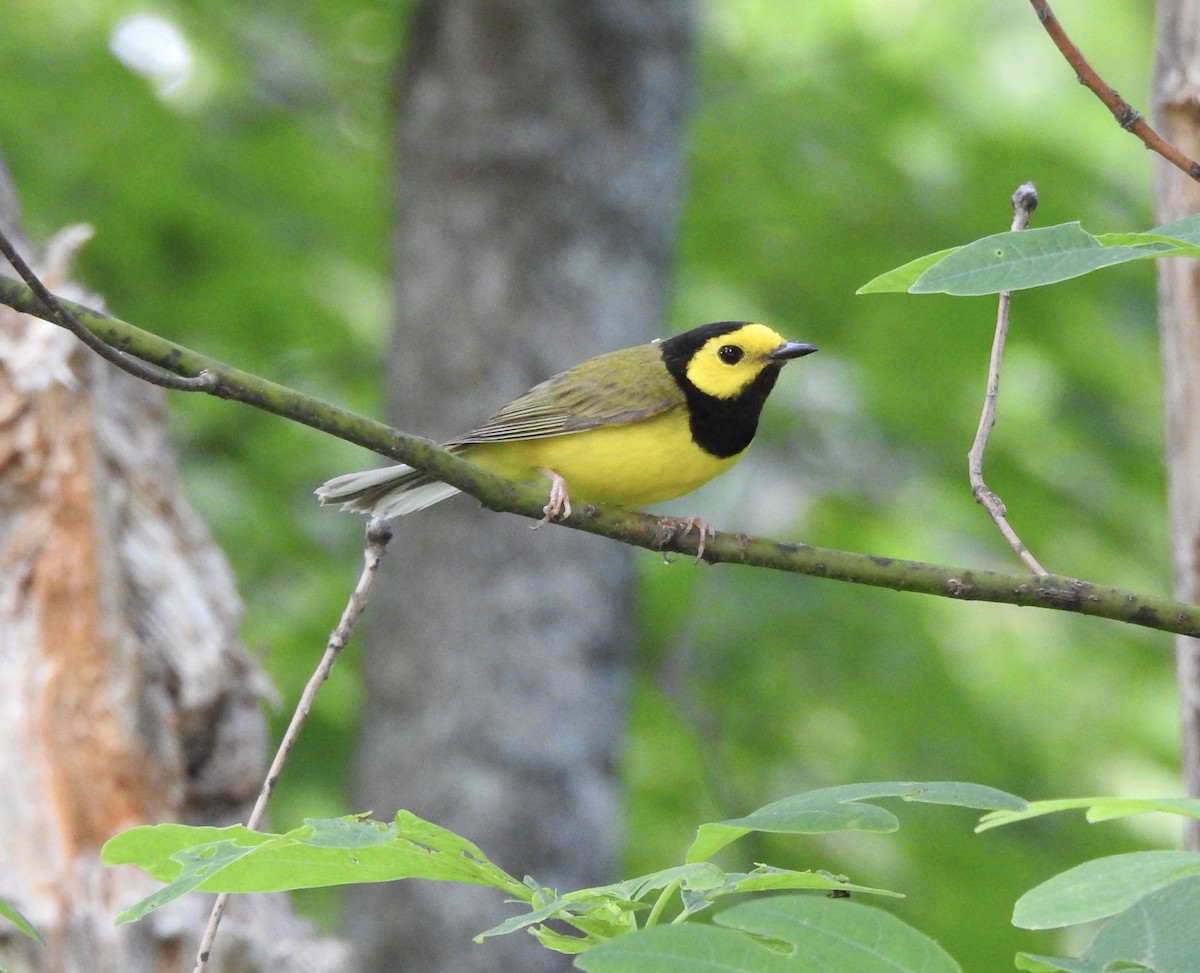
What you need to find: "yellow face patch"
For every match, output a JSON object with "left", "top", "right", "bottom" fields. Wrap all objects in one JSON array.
[{"left": 683, "top": 323, "right": 791, "bottom": 400}]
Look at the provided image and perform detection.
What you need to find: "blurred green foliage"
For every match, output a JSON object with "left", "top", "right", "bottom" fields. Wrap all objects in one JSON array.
[{"left": 0, "top": 0, "right": 1179, "bottom": 968}]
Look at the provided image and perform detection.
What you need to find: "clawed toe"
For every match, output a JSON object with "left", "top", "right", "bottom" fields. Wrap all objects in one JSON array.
[
  {"left": 531, "top": 468, "right": 572, "bottom": 529},
  {"left": 655, "top": 515, "right": 715, "bottom": 561}
]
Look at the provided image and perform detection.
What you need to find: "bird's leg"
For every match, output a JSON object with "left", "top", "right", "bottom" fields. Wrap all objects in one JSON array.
[
  {"left": 655, "top": 515, "right": 715, "bottom": 561},
  {"left": 531, "top": 468, "right": 572, "bottom": 528}
]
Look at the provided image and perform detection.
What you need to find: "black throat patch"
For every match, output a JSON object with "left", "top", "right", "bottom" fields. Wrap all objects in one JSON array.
[{"left": 660, "top": 324, "right": 784, "bottom": 459}]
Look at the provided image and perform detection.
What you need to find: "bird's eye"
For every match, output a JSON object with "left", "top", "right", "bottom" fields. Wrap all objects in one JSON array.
[{"left": 717, "top": 345, "right": 744, "bottom": 365}]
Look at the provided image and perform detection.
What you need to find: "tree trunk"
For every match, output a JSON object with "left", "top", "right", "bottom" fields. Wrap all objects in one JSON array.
[
  {"left": 0, "top": 157, "right": 347, "bottom": 972},
  {"left": 347, "top": 2, "right": 692, "bottom": 970},
  {"left": 1152, "top": 0, "right": 1200, "bottom": 850}
]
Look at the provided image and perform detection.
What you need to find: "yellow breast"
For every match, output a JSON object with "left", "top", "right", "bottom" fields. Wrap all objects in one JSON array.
[{"left": 460, "top": 407, "right": 743, "bottom": 509}]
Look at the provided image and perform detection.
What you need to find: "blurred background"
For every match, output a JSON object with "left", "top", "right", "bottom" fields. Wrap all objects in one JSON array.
[{"left": 0, "top": 0, "right": 1175, "bottom": 969}]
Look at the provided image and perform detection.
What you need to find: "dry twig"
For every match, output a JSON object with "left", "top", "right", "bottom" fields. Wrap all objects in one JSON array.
[
  {"left": 1030, "top": 0, "right": 1200, "bottom": 182},
  {"left": 968, "top": 181, "right": 1047, "bottom": 576},
  {"left": 192, "top": 518, "right": 393, "bottom": 973}
]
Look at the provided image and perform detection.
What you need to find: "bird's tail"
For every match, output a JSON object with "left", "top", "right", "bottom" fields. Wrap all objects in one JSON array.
[{"left": 315, "top": 464, "right": 460, "bottom": 518}]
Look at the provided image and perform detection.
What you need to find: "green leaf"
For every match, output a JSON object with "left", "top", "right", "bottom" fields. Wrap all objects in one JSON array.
[
  {"left": 575, "top": 896, "right": 962, "bottom": 973},
  {"left": 102, "top": 823, "right": 263, "bottom": 881},
  {"left": 687, "top": 781, "right": 1025, "bottom": 862},
  {"left": 476, "top": 889, "right": 641, "bottom": 945},
  {"left": 858, "top": 212, "right": 1200, "bottom": 296},
  {"left": 477, "top": 897, "right": 608, "bottom": 945},
  {"left": 478, "top": 862, "right": 898, "bottom": 950},
  {"left": 534, "top": 925, "right": 603, "bottom": 955},
  {"left": 1093, "top": 232, "right": 1200, "bottom": 253},
  {"left": 1145, "top": 212, "right": 1200, "bottom": 244},
  {"left": 584, "top": 862, "right": 731, "bottom": 903},
  {"left": 577, "top": 922, "right": 788, "bottom": 973},
  {"left": 910, "top": 223, "right": 1173, "bottom": 296},
  {"left": 1013, "top": 851, "right": 1200, "bottom": 930},
  {"left": 722, "top": 865, "right": 899, "bottom": 898},
  {"left": 857, "top": 247, "right": 960, "bottom": 294},
  {"left": 0, "top": 895, "right": 45, "bottom": 946},
  {"left": 105, "top": 811, "right": 528, "bottom": 923},
  {"left": 1015, "top": 873, "right": 1200, "bottom": 973},
  {"left": 115, "top": 840, "right": 255, "bottom": 924},
  {"left": 479, "top": 862, "right": 899, "bottom": 949},
  {"left": 978, "top": 796, "right": 1200, "bottom": 832}
]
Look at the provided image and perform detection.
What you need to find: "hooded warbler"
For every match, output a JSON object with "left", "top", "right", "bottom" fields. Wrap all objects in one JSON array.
[{"left": 316, "top": 321, "right": 816, "bottom": 525}]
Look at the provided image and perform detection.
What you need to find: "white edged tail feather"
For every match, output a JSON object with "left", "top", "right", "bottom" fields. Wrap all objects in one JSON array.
[{"left": 314, "top": 464, "right": 461, "bottom": 518}]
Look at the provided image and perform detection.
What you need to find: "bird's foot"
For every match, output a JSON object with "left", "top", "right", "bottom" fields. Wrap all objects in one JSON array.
[
  {"left": 531, "top": 469, "right": 572, "bottom": 529},
  {"left": 655, "top": 515, "right": 715, "bottom": 562}
]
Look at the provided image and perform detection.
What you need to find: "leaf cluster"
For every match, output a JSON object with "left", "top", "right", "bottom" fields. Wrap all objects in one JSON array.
[{"left": 86, "top": 783, "right": 1200, "bottom": 972}]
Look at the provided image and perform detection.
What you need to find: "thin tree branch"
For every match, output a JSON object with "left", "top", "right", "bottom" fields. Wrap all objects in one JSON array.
[
  {"left": 1, "top": 271, "right": 1198, "bottom": 637},
  {"left": 969, "top": 181, "right": 1047, "bottom": 576},
  {"left": 1029, "top": 0, "right": 1200, "bottom": 182},
  {"left": 192, "top": 518, "right": 393, "bottom": 973},
  {"left": 0, "top": 226, "right": 215, "bottom": 391}
]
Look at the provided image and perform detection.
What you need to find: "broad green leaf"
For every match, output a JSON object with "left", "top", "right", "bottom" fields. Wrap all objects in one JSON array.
[
  {"left": 1013, "top": 851, "right": 1200, "bottom": 929},
  {"left": 1015, "top": 873, "right": 1200, "bottom": 973},
  {"left": 102, "top": 823, "right": 265, "bottom": 881},
  {"left": 576, "top": 896, "right": 962, "bottom": 973},
  {"left": 687, "top": 781, "right": 1025, "bottom": 863},
  {"left": 857, "top": 247, "right": 960, "bottom": 294},
  {"left": 910, "top": 223, "right": 1172, "bottom": 296},
  {"left": 115, "top": 840, "right": 254, "bottom": 924},
  {"left": 978, "top": 796, "right": 1200, "bottom": 832},
  {"left": 858, "top": 212, "right": 1200, "bottom": 296},
  {"left": 1148, "top": 212, "right": 1200, "bottom": 244},
  {"left": 717, "top": 897, "right": 961, "bottom": 972},
  {"left": 106, "top": 811, "right": 527, "bottom": 923},
  {"left": 0, "top": 895, "right": 44, "bottom": 945},
  {"left": 576, "top": 922, "right": 788, "bottom": 973}
]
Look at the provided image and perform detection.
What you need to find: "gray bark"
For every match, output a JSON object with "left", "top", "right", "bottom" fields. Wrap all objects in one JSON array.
[
  {"left": 347, "top": 2, "right": 692, "bottom": 970},
  {"left": 1152, "top": 0, "right": 1200, "bottom": 850}
]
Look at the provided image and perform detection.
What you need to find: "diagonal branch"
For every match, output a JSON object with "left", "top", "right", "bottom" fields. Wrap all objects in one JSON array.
[
  {"left": 1, "top": 271, "right": 1198, "bottom": 638},
  {"left": 0, "top": 225, "right": 215, "bottom": 390},
  {"left": 1029, "top": 0, "right": 1200, "bottom": 182}
]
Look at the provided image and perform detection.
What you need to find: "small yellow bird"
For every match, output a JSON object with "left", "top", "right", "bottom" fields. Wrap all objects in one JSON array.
[{"left": 316, "top": 321, "right": 816, "bottom": 534}]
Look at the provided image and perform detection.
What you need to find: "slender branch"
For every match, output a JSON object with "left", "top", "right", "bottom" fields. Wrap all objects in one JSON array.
[
  {"left": 1, "top": 272, "right": 1198, "bottom": 637},
  {"left": 1029, "top": 0, "right": 1200, "bottom": 182},
  {"left": 0, "top": 226, "right": 214, "bottom": 390},
  {"left": 192, "top": 518, "right": 393, "bottom": 973},
  {"left": 969, "top": 181, "right": 1047, "bottom": 576}
]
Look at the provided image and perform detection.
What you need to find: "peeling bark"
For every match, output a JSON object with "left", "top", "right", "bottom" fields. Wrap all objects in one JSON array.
[{"left": 0, "top": 159, "right": 348, "bottom": 971}]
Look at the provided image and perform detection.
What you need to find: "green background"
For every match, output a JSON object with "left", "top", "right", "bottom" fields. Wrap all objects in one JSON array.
[{"left": 0, "top": 0, "right": 1176, "bottom": 967}]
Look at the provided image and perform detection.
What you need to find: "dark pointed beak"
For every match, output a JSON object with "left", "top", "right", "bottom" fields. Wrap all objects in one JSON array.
[{"left": 771, "top": 341, "right": 818, "bottom": 361}]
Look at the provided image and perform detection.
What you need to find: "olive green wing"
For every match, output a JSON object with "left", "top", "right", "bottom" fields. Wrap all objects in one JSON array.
[{"left": 452, "top": 342, "right": 683, "bottom": 445}]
